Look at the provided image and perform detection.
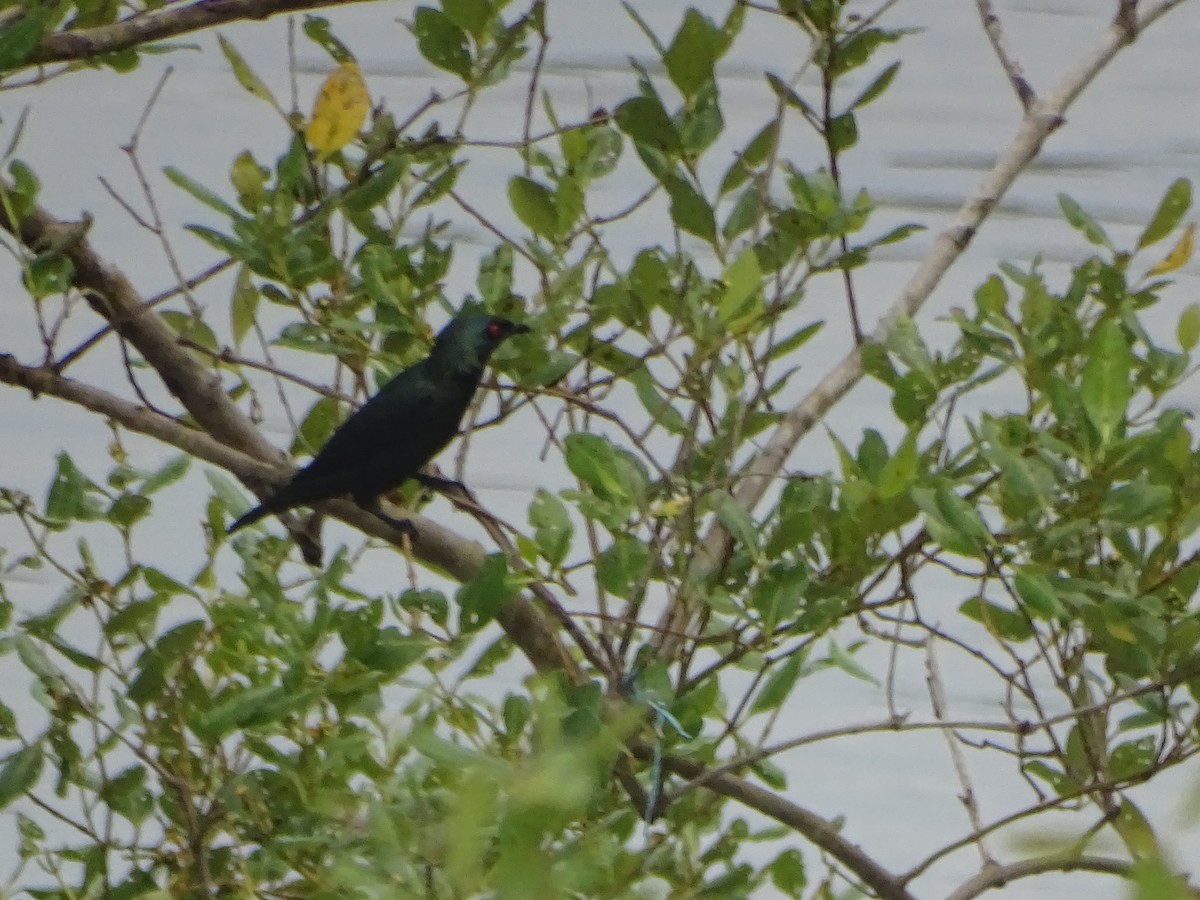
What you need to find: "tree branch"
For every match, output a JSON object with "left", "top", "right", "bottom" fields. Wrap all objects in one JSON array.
[
  {"left": 945, "top": 855, "right": 1133, "bottom": 900},
  {"left": 974, "top": 0, "right": 1036, "bottom": 110},
  {"left": 655, "top": 749, "right": 916, "bottom": 900},
  {"left": 0, "top": 353, "right": 580, "bottom": 676},
  {"left": 23, "top": 0, "right": 379, "bottom": 69},
  {"left": 0, "top": 193, "right": 283, "bottom": 462}
]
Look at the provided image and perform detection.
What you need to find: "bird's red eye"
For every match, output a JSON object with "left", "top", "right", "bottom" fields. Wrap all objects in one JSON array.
[{"left": 486, "top": 320, "right": 505, "bottom": 340}]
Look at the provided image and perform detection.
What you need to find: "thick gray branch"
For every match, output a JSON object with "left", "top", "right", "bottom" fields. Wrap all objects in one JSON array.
[
  {"left": 0, "top": 194, "right": 283, "bottom": 462},
  {"left": 0, "top": 353, "right": 580, "bottom": 675},
  {"left": 23, "top": 0, "right": 377, "bottom": 69}
]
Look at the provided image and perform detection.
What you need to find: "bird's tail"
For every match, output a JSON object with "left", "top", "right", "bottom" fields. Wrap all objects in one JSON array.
[
  {"left": 227, "top": 499, "right": 278, "bottom": 534},
  {"left": 226, "top": 477, "right": 325, "bottom": 535}
]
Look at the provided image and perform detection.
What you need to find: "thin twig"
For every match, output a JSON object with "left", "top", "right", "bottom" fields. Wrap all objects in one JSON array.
[
  {"left": 926, "top": 637, "right": 994, "bottom": 867},
  {"left": 975, "top": 0, "right": 1037, "bottom": 110}
]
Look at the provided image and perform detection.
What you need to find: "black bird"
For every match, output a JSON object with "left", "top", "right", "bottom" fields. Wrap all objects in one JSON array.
[{"left": 228, "top": 313, "right": 529, "bottom": 541}]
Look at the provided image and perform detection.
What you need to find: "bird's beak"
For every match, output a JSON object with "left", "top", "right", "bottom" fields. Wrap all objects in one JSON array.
[{"left": 509, "top": 322, "right": 532, "bottom": 335}]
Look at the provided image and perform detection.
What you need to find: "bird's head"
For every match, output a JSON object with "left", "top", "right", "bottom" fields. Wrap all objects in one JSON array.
[{"left": 431, "top": 313, "right": 531, "bottom": 372}]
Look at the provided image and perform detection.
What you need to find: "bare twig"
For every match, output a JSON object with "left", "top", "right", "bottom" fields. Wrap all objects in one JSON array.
[
  {"left": 975, "top": 0, "right": 1037, "bottom": 110},
  {"left": 926, "top": 638, "right": 994, "bottom": 868}
]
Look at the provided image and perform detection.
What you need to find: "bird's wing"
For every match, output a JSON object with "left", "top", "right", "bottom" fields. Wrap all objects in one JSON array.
[{"left": 299, "top": 364, "right": 439, "bottom": 478}]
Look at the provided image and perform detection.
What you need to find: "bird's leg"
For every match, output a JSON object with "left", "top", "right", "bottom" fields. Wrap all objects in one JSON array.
[
  {"left": 413, "top": 472, "right": 467, "bottom": 496},
  {"left": 357, "top": 495, "right": 418, "bottom": 539},
  {"left": 294, "top": 511, "right": 325, "bottom": 566}
]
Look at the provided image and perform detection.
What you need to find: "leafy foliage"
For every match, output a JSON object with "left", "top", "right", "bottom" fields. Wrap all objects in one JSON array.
[{"left": 0, "top": 0, "right": 1197, "bottom": 898}]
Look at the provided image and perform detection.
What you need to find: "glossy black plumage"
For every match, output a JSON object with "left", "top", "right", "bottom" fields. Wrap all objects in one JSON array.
[{"left": 228, "top": 314, "right": 528, "bottom": 537}]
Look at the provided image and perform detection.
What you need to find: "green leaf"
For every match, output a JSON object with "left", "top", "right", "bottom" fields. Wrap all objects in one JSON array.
[
  {"left": 197, "top": 684, "right": 299, "bottom": 740},
  {"left": 614, "top": 96, "right": 681, "bottom": 154},
  {"left": 876, "top": 432, "right": 919, "bottom": 499},
  {"left": 128, "top": 620, "right": 206, "bottom": 703},
  {"left": 502, "top": 694, "right": 531, "bottom": 739},
  {"left": 764, "top": 72, "right": 816, "bottom": 120},
  {"left": 163, "top": 166, "right": 243, "bottom": 220},
  {"left": 230, "top": 151, "right": 268, "bottom": 211},
  {"left": 184, "top": 224, "right": 247, "bottom": 260},
  {"left": 206, "top": 469, "right": 253, "bottom": 518},
  {"left": 827, "top": 640, "right": 877, "bottom": 684},
  {"left": 751, "top": 654, "right": 803, "bottom": 713},
  {"left": 0, "top": 701, "right": 15, "bottom": 740},
  {"left": 851, "top": 60, "right": 900, "bottom": 109},
  {"left": 912, "top": 486, "right": 989, "bottom": 558},
  {"left": 833, "top": 27, "right": 902, "bottom": 75},
  {"left": 457, "top": 553, "right": 515, "bottom": 631},
  {"left": 302, "top": 15, "right": 354, "bottom": 63},
  {"left": 1129, "top": 859, "right": 1195, "bottom": 900},
  {"left": 768, "top": 322, "right": 823, "bottom": 361},
  {"left": 770, "top": 848, "right": 808, "bottom": 895},
  {"left": 45, "top": 452, "right": 102, "bottom": 526},
  {"left": 1013, "top": 569, "right": 1065, "bottom": 619},
  {"left": 1110, "top": 737, "right": 1156, "bottom": 781},
  {"left": 161, "top": 310, "right": 218, "bottom": 353},
  {"left": 664, "top": 10, "right": 720, "bottom": 98},
  {"left": 1058, "top": 193, "right": 1111, "bottom": 248},
  {"left": 351, "top": 628, "right": 426, "bottom": 673},
  {"left": 564, "top": 433, "right": 646, "bottom": 508},
  {"left": 101, "top": 765, "right": 153, "bottom": 825},
  {"left": 706, "top": 490, "right": 758, "bottom": 559},
  {"left": 0, "top": 6, "right": 49, "bottom": 70},
  {"left": 442, "top": 0, "right": 490, "bottom": 38},
  {"left": 630, "top": 369, "right": 687, "bottom": 434},
  {"left": 143, "top": 566, "right": 200, "bottom": 599},
  {"left": 935, "top": 485, "right": 993, "bottom": 548},
  {"left": 1101, "top": 480, "right": 1173, "bottom": 525},
  {"left": 722, "top": 184, "right": 765, "bottom": 239},
  {"left": 24, "top": 253, "right": 74, "bottom": 299},
  {"left": 1081, "top": 319, "right": 1131, "bottom": 446},
  {"left": 230, "top": 266, "right": 259, "bottom": 349},
  {"left": 108, "top": 493, "right": 151, "bottom": 527},
  {"left": 573, "top": 125, "right": 623, "bottom": 182},
  {"left": 411, "top": 160, "right": 464, "bottom": 208},
  {"left": 827, "top": 112, "right": 858, "bottom": 152},
  {"left": 294, "top": 395, "right": 341, "bottom": 457},
  {"left": 959, "top": 598, "right": 1032, "bottom": 641},
  {"left": 884, "top": 315, "right": 935, "bottom": 382},
  {"left": 717, "top": 248, "right": 763, "bottom": 331},
  {"left": 719, "top": 120, "right": 779, "bottom": 195},
  {"left": 105, "top": 596, "right": 166, "bottom": 639},
  {"left": 596, "top": 535, "right": 650, "bottom": 597},
  {"left": 0, "top": 745, "right": 42, "bottom": 810},
  {"left": 139, "top": 458, "right": 188, "bottom": 501},
  {"left": 412, "top": 7, "right": 471, "bottom": 79},
  {"left": 664, "top": 175, "right": 715, "bottom": 243},
  {"left": 529, "top": 489, "right": 572, "bottom": 567},
  {"left": 1137, "top": 178, "right": 1192, "bottom": 249},
  {"left": 1177, "top": 303, "right": 1200, "bottom": 351},
  {"left": 508, "top": 175, "right": 559, "bottom": 239},
  {"left": 217, "top": 35, "right": 274, "bottom": 103}
]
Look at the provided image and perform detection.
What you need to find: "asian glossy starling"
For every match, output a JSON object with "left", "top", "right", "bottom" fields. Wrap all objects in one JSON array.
[{"left": 227, "top": 313, "right": 529, "bottom": 539}]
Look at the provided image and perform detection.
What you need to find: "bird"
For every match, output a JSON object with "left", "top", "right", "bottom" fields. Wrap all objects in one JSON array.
[{"left": 227, "top": 313, "right": 530, "bottom": 543}]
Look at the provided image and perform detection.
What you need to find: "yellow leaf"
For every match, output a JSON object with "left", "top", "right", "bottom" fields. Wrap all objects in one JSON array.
[
  {"left": 1147, "top": 222, "right": 1195, "bottom": 277},
  {"left": 650, "top": 495, "right": 689, "bottom": 518},
  {"left": 306, "top": 62, "right": 370, "bottom": 159}
]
